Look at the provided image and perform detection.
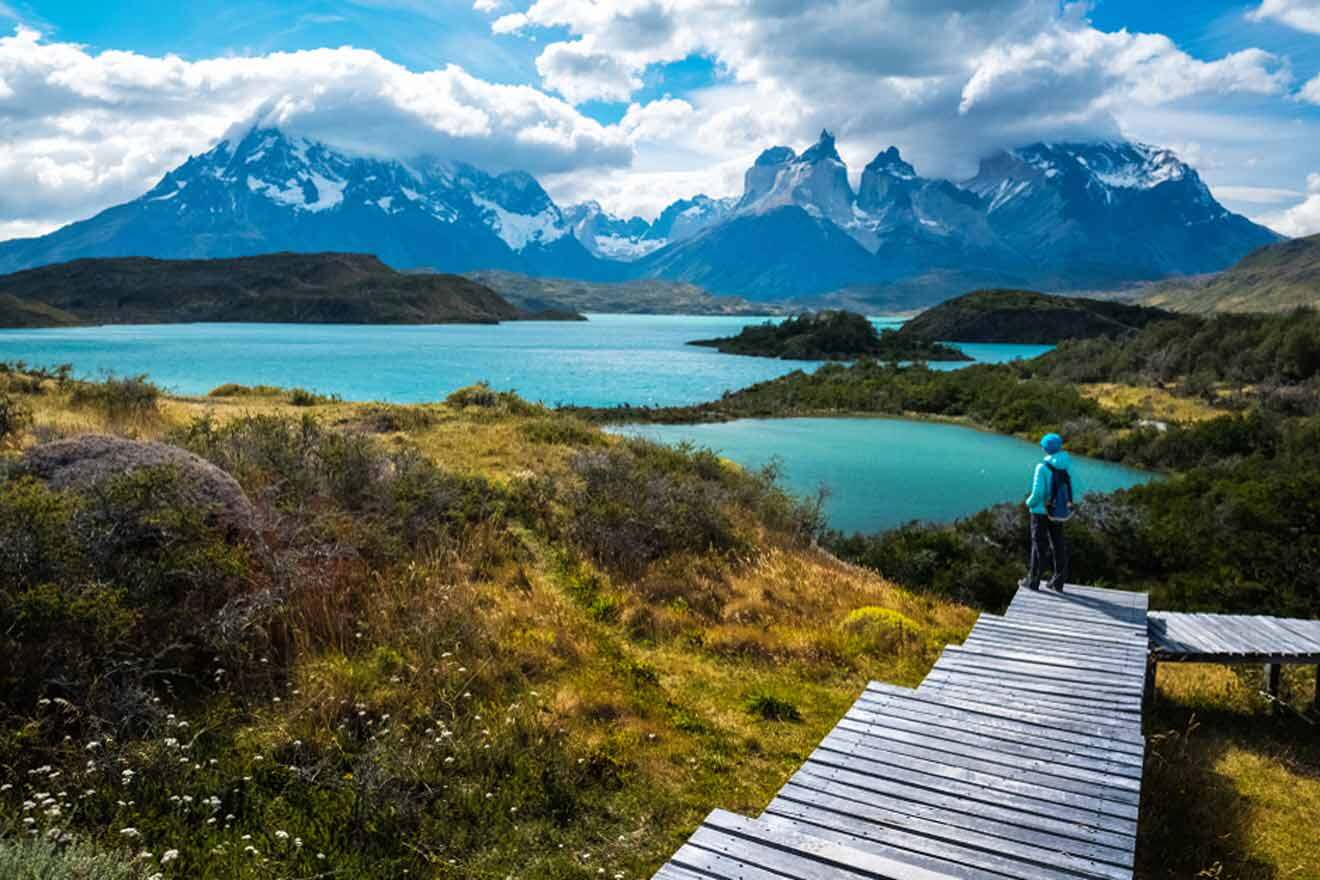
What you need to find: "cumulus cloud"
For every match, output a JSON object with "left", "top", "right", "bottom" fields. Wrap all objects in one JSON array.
[
  {"left": 492, "top": 0, "right": 1292, "bottom": 183},
  {"left": 0, "top": 25, "right": 631, "bottom": 229},
  {"left": 1247, "top": 0, "right": 1320, "bottom": 34},
  {"left": 1261, "top": 173, "right": 1320, "bottom": 237},
  {"left": 1302, "top": 74, "right": 1320, "bottom": 104}
]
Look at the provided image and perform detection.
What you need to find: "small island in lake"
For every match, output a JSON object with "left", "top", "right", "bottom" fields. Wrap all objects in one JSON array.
[
  {"left": 899, "top": 288, "right": 1173, "bottom": 344},
  {"left": 689, "top": 310, "right": 971, "bottom": 361}
]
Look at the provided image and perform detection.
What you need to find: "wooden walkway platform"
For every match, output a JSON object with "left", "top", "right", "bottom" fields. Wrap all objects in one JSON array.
[
  {"left": 1148, "top": 611, "right": 1320, "bottom": 711},
  {"left": 1148, "top": 611, "right": 1320, "bottom": 662},
  {"left": 653, "top": 584, "right": 1151, "bottom": 880}
]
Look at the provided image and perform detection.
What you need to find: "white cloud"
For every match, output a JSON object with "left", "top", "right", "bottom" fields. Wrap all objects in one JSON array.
[
  {"left": 1302, "top": 74, "right": 1320, "bottom": 104},
  {"left": 0, "top": 25, "right": 632, "bottom": 230},
  {"left": 1260, "top": 173, "right": 1320, "bottom": 237},
  {"left": 1214, "top": 185, "right": 1303, "bottom": 204},
  {"left": 495, "top": 0, "right": 1292, "bottom": 184},
  {"left": 472, "top": 0, "right": 503, "bottom": 12},
  {"left": 1247, "top": 0, "right": 1320, "bottom": 34}
]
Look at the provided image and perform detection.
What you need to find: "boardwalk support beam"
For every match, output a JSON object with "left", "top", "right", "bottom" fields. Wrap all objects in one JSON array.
[{"left": 1263, "top": 663, "right": 1281, "bottom": 712}]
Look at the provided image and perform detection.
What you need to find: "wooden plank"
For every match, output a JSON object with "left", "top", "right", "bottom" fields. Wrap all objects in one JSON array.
[
  {"left": 925, "top": 662, "right": 1144, "bottom": 709},
  {"left": 693, "top": 810, "right": 971, "bottom": 880},
  {"left": 783, "top": 771, "right": 1139, "bottom": 855},
  {"left": 942, "top": 647, "right": 1146, "bottom": 691},
  {"left": 851, "top": 694, "right": 1145, "bottom": 767},
  {"left": 794, "top": 758, "right": 1139, "bottom": 837},
  {"left": 876, "top": 682, "right": 1146, "bottom": 749},
  {"left": 837, "top": 706, "right": 1145, "bottom": 778},
  {"left": 772, "top": 780, "right": 1137, "bottom": 868},
  {"left": 817, "top": 729, "right": 1142, "bottom": 806},
  {"left": 804, "top": 741, "right": 1141, "bottom": 823},
  {"left": 759, "top": 807, "right": 1133, "bottom": 880}
]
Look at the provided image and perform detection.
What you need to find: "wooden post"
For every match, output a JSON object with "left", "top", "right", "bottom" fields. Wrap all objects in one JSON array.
[
  {"left": 1263, "top": 663, "right": 1281, "bottom": 713},
  {"left": 1145, "top": 659, "right": 1158, "bottom": 711}
]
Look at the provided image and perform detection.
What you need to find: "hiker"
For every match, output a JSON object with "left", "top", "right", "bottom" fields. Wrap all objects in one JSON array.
[{"left": 1019, "top": 432, "right": 1077, "bottom": 592}]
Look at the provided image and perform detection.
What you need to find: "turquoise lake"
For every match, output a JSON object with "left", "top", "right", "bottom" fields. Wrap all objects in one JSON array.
[
  {"left": 614, "top": 418, "right": 1154, "bottom": 533},
  {"left": 0, "top": 316, "right": 1050, "bottom": 407},
  {"left": 0, "top": 315, "right": 1133, "bottom": 530}
]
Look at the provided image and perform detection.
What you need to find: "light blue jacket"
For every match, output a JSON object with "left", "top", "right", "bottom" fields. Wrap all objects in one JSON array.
[{"left": 1025, "top": 451, "right": 1079, "bottom": 515}]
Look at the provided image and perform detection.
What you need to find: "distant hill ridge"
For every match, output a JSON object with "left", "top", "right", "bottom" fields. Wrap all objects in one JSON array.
[
  {"left": 901, "top": 289, "right": 1175, "bottom": 343},
  {"left": 1139, "top": 233, "right": 1320, "bottom": 314},
  {"left": 0, "top": 252, "right": 573, "bottom": 327}
]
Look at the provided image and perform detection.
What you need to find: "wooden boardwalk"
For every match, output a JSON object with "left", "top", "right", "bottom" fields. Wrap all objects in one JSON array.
[
  {"left": 653, "top": 585, "right": 1150, "bottom": 880},
  {"left": 1148, "top": 611, "right": 1320, "bottom": 711}
]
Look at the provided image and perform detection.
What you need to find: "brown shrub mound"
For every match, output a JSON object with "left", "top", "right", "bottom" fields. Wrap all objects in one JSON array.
[{"left": 21, "top": 434, "right": 256, "bottom": 536}]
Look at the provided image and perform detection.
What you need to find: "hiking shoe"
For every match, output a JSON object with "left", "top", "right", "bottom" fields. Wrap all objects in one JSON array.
[
  {"left": 1018, "top": 578, "right": 1039, "bottom": 591},
  {"left": 1048, "top": 581, "right": 1065, "bottom": 592}
]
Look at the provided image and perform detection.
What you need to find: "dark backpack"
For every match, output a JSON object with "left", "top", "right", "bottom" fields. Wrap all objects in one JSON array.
[{"left": 1044, "top": 463, "right": 1074, "bottom": 522}]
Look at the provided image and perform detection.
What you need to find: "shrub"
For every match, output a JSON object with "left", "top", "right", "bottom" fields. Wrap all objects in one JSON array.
[
  {"left": 445, "top": 382, "right": 538, "bottom": 415},
  {"left": 207, "top": 382, "right": 284, "bottom": 397},
  {"left": 170, "top": 413, "right": 505, "bottom": 559},
  {"left": 840, "top": 606, "right": 923, "bottom": 655},
  {"left": 521, "top": 415, "right": 605, "bottom": 446},
  {"left": 68, "top": 373, "right": 159, "bottom": 422},
  {"left": 288, "top": 387, "right": 335, "bottom": 406},
  {"left": 745, "top": 692, "right": 801, "bottom": 722},
  {"left": 562, "top": 439, "right": 746, "bottom": 576},
  {"left": 0, "top": 837, "right": 140, "bottom": 880},
  {"left": 0, "top": 391, "right": 31, "bottom": 446},
  {"left": 0, "top": 468, "right": 253, "bottom": 716}
]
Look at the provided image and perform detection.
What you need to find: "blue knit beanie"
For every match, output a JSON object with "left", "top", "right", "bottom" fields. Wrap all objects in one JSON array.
[{"left": 1040, "top": 433, "right": 1063, "bottom": 454}]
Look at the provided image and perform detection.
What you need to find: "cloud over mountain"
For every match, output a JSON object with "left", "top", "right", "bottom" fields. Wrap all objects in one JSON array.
[{"left": 0, "top": 25, "right": 633, "bottom": 235}]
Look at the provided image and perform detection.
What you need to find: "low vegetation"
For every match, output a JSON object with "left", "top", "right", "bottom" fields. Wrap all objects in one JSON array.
[
  {"left": 689, "top": 310, "right": 969, "bottom": 361},
  {"left": 0, "top": 367, "right": 971, "bottom": 879}
]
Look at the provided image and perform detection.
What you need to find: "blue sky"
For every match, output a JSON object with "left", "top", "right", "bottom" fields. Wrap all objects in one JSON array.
[{"left": 1, "top": 0, "right": 1318, "bottom": 235}]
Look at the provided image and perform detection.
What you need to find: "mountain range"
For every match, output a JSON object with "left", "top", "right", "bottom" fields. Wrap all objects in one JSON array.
[{"left": 0, "top": 126, "right": 1282, "bottom": 307}]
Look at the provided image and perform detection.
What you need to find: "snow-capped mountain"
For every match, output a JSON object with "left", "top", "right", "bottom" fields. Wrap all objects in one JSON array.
[
  {"left": 0, "top": 127, "right": 608, "bottom": 279},
  {"left": 964, "top": 141, "right": 1279, "bottom": 285},
  {"left": 0, "top": 126, "right": 1281, "bottom": 306},
  {"left": 561, "top": 202, "right": 658, "bottom": 260},
  {"left": 632, "top": 134, "right": 1280, "bottom": 299},
  {"left": 563, "top": 194, "right": 734, "bottom": 260}
]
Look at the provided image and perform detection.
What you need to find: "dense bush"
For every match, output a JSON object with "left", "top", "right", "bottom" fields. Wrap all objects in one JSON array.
[
  {"left": 1030, "top": 309, "right": 1320, "bottom": 389},
  {"left": 560, "top": 438, "right": 822, "bottom": 576},
  {"left": 68, "top": 373, "right": 160, "bottom": 421},
  {"left": 0, "top": 391, "right": 30, "bottom": 445},
  {"left": 0, "top": 468, "right": 253, "bottom": 717},
  {"left": 170, "top": 413, "right": 506, "bottom": 559},
  {"left": 445, "top": 381, "right": 539, "bottom": 415},
  {"left": 0, "top": 837, "right": 141, "bottom": 880}
]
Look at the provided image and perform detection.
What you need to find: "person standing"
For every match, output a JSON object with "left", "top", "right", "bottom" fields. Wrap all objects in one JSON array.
[{"left": 1019, "top": 432, "right": 1077, "bottom": 592}]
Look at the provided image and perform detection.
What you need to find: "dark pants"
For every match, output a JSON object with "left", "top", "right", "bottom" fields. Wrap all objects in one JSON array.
[{"left": 1026, "top": 514, "right": 1069, "bottom": 590}]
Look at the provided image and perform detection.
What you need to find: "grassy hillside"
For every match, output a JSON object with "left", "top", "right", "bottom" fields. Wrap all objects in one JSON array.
[
  {"left": 0, "top": 366, "right": 973, "bottom": 879},
  {"left": 464, "top": 270, "right": 782, "bottom": 316},
  {"left": 1141, "top": 233, "right": 1320, "bottom": 314},
  {"left": 900, "top": 288, "right": 1174, "bottom": 343},
  {"left": 2, "top": 361, "right": 1318, "bottom": 878},
  {"left": 0, "top": 253, "right": 575, "bottom": 327}
]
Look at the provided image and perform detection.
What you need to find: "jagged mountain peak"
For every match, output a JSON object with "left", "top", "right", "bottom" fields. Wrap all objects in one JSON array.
[
  {"left": 754, "top": 146, "right": 797, "bottom": 166},
  {"left": 799, "top": 129, "right": 842, "bottom": 164},
  {"left": 864, "top": 147, "right": 917, "bottom": 180}
]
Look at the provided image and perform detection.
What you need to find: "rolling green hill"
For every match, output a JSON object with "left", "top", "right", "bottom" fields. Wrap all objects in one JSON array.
[
  {"left": 1140, "top": 233, "right": 1320, "bottom": 313},
  {"left": 901, "top": 288, "right": 1174, "bottom": 343},
  {"left": 0, "top": 253, "right": 573, "bottom": 327}
]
